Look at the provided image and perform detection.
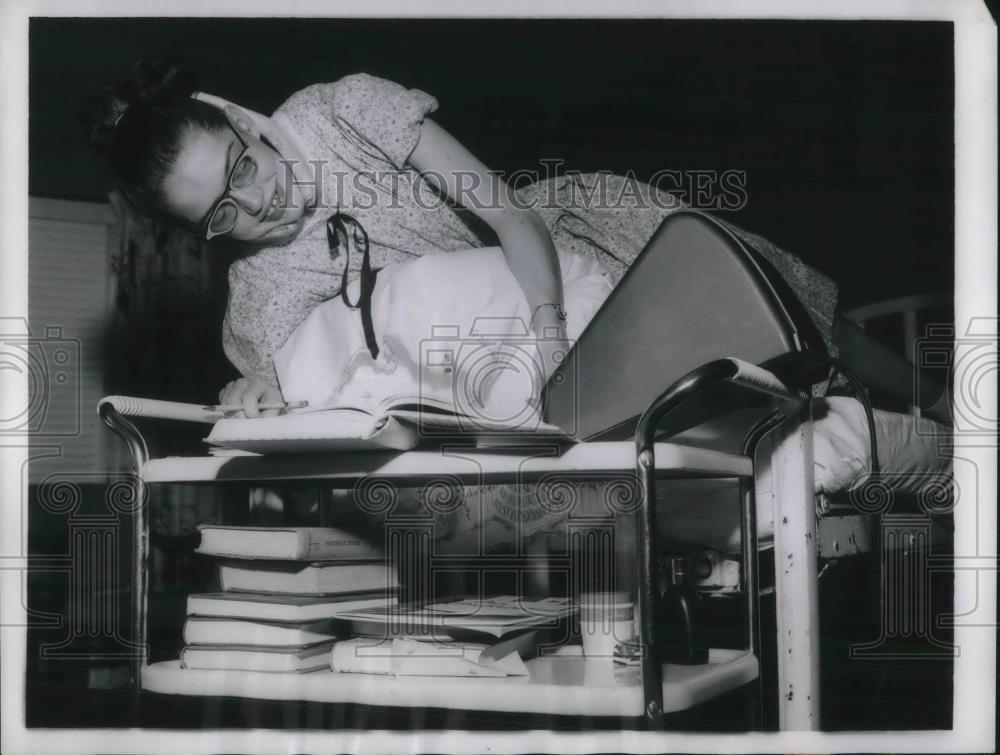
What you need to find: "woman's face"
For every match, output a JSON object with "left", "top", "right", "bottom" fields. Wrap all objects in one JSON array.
[{"left": 162, "top": 122, "right": 309, "bottom": 245}]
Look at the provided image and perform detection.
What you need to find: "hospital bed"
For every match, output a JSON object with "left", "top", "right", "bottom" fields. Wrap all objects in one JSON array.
[{"left": 98, "top": 211, "right": 951, "bottom": 731}]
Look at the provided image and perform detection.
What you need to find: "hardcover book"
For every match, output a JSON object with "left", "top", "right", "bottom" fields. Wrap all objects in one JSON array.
[
  {"left": 218, "top": 559, "right": 398, "bottom": 595},
  {"left": 179, "top": 640, "right": 336, "bottom": 673},
  {"left": 186, "top": 591, "right": 397, "bottom": 622},
  {"left": 182, "top": 616, "right": 340, "bottom": 647},
  {"left": 196, "top": 525, "right": 383, "bottom": 561}
]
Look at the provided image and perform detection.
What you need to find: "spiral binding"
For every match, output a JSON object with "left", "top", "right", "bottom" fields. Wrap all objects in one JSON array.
[
  {"left": 98, "top": 396, "right": 219, "bottom": 423},
  {"left": 724, "top": 358, "right": 797, "bottom": 403}
]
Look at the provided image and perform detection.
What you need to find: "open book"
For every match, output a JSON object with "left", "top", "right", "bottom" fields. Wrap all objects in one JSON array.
[
  {"left": 98, "top": 393, "right": 570, "bottom": 454},
  {"left": 205, "top": 392, "right": 570, "bottom": 453},
  {"left": 333, "top": 595, "right": 576, "bottom": 640}
]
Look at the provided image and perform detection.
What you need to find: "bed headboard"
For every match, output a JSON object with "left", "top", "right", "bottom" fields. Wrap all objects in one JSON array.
[{"left": 542, "top": 209, "right": 829, "bottom": 442}]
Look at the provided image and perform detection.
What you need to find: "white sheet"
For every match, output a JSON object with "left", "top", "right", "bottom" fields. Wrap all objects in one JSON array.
[
  {"left": 812, "top": 396, "right": 952, "bottom": 496},
  {"left": 658, "top": 398, "right": 953, "bottom": 552},
  {"left": 274, "top": 245, "right": 614, "bottom": 417},
  {"left": 273, "top": 253, "right": 951, "bottom": 554}
]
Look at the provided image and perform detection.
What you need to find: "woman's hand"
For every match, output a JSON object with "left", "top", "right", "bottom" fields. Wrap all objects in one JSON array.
[
  {"left": 409, "top": 119, "right": 566, "bottom": 343},
  {"left": 217, "top": 377, "right": 284, "bottom": 418}
]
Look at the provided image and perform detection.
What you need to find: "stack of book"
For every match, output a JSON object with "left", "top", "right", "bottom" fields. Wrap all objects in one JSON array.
[{"left": 180, "top": 525, "right": 398, "bottom": 673}]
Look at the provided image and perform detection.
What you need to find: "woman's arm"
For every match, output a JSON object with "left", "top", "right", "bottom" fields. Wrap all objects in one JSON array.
[{"left": 408, "top": 119, "right": 568, "bottom": 369}]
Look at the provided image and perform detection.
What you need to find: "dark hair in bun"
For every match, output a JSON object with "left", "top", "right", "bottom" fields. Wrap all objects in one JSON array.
[{"left": 80, "top": 57, "right": 229, "bottom": 224}]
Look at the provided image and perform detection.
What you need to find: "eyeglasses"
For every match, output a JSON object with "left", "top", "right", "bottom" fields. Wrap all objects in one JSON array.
[{"left": 202, "top": 122, "right": 258, "bottom": 241}]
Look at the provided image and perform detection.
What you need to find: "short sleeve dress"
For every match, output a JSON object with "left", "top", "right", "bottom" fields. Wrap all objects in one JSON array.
[
  {"left": 224, "top": 73, "right": 840, "bottom": 556},
  {"left": 224, "top": 73, "right": 838, "bottom": 386}
]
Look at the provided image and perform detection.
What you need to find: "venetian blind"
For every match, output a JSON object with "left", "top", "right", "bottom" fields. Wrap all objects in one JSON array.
[{"left": 26, "top": 199, "right": 119, "bottom": 483}]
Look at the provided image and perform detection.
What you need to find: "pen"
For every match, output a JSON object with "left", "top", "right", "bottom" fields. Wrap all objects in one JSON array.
[{"left": 203, "top": 400, "right": 309, "bottom": 413}]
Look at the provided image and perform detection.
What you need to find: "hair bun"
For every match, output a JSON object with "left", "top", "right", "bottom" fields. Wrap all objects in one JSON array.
[
  {"left": 119, "top": 56, "right": 198, "bottom": 109},
  {"left": 79, "top": 56, "right": 197, "bottom": 156}
]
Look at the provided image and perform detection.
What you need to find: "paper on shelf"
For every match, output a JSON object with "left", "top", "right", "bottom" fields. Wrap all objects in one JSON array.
[{"left": 330, "top": 638, "right": 529, "bottom": 677}]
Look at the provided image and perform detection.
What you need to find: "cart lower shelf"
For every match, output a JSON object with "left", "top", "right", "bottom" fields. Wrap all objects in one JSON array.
[{"left": 143, "top": 646, "right": 758, "bottom": 717}]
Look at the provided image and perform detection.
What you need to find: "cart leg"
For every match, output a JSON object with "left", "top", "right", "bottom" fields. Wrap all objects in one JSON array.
[
  {"left": 742, "top": 410, "right": 785, "bottom": 731},
  {"left": 739, "top": 478, "right": 765, "bottom": 730},
  {"left": 745, "top": 674, "right": 765, "bottom": 730},
  {"left": 636, "top": 449, "right": 664, "bottom": 727},
  {"left": 98, "top": 405, "right": 149, "bottom": 717},
  {"left": 767, "top": 406, "right": 820, "bottom": 730},
  {"left": 129, "top": 471, "right": 148, "bottom": 719}
]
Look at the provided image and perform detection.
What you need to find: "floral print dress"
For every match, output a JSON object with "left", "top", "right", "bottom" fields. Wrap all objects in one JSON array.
[{"left": 224, "top": 73, "right": 838, "bottom": 557}]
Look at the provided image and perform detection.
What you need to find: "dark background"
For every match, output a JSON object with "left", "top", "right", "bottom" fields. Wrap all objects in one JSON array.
[
  {"left": 25, "top": 17, "right": 958, "bottom": 732},
  {"left": 29, "top": 17, "right": 954, "bottom": 311}
]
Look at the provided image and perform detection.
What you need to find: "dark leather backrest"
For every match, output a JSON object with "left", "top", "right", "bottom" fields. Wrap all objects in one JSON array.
[{"left": 542, "top": 210, "right": 828, "bottom": 441}]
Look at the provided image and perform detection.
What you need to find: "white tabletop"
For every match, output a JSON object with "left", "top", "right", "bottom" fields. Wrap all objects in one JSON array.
[
  {"left": 143, "top": 647, "right": 758, "bottom": 717},
  {"left": 141, "top": 441, "right": 751, "bottom": 484}
]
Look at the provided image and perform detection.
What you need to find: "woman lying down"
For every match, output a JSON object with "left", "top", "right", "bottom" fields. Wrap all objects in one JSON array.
[
  {"left": 268, "top": 230, "right": 952, "bottom": 542},
  {"left": 85, "top": 62, "right": 951, "bottom": 552}
]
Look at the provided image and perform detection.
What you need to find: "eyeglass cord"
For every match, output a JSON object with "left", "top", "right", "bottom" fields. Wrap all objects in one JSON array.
[{"left": 327, "top": 213, "right": 380, "bottom": 360}]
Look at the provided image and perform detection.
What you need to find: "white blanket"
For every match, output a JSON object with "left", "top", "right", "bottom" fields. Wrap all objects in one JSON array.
[
  {"left": 275, "top": 245, "right": 614, "bottom": 415},
  {"left": 274, "top": 249, "right": 952, "bottom": 553},
  {"left": 658, "top": 397, "right": 953, "bottom": 552},
  {"left": 812, "top": 396, "right": 952, "bottom": 496}
]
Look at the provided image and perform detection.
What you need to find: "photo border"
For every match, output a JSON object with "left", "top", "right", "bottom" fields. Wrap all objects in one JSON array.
[{"left": 1, "top": 1, "right": 995, "bottom": 753}]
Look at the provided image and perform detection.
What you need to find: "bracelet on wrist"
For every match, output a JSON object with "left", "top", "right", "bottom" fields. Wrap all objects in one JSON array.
[
  {"left": 530, "top": 303, "right": 567, "bottom": 339},
  {"left": 530, "top": 302, "right": 567, "bottom": 324}
]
